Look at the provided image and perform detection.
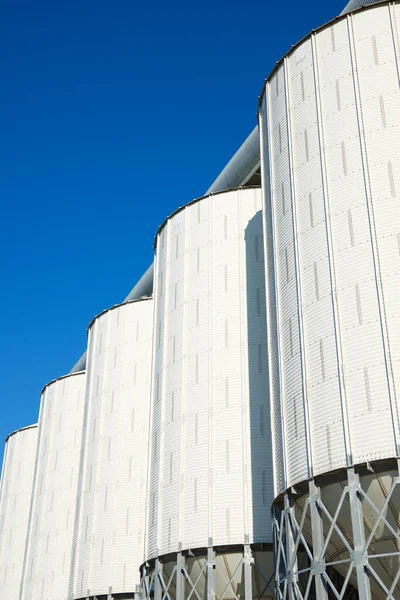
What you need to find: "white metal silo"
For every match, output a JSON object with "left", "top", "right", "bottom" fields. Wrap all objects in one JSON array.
[
  {"left": 259, "top": 2, "right": 400, "bottom": 598},
  {"left": 0, "top": 425, "right": 37, "bottom": 600},
  {"left": 72, "top": 297, "right": 153, "bottom": 600},
  {"left": 20, "top": 371, "right": 85, "bottom": 600},
  {"left": 142, "top": 187, "right": 274, "bottom": 600}
]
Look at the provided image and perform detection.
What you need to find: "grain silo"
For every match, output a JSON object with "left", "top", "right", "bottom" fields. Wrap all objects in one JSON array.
[
  {"left": 142, "top": 187, "right": 274, "bottom": 600},
  {"left": 0, "top": 425, "right": 38, "bottom": 600},
  {"left": 258, "top": 2, "right": 400, "bottom": 597},
  {"left": 20, "top": 372, "right": 86, "bottom": 600},
  {"left": 72, "top": 297, "right": 153, "bottom": 600}
]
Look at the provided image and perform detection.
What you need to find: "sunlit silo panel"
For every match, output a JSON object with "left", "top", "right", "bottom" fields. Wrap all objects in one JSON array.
[
  {"left": 144, "top": 187, "right": 274, "bottom": 599},
  {"left": 0, "top": 425, "right": 37, "bottom": 600},
  {"left": 259, "top": 3, "right": 400, "bottom": 597},
  {"left": 73, "top": 298, "right": 153, "bottom": 600},
  {"left": 20, "top": 372, "right": 85, "bottom": 600}
]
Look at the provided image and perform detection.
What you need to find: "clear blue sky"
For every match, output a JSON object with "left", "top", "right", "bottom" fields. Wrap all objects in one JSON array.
[{"left": 0, "top": 0, "right": 342, "bottom": 451}]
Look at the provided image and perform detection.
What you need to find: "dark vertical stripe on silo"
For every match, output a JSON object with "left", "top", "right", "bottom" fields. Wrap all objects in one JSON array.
[
  {"left": 278, "top": 122, "right": 282, "bottom": 153},
  {"left": 327, "top": 425, "right": 332, "bottom": 466},
  {"left": 126, "top": 508, "right": 129, "bottom": 535},
  {"left": 365, "top": 367, "right": 372, "bottom": 412},
  {"left": 128, "top": 456, "right": 132, "bottom": 482},
  {"left": 314, "top": 262, "right": 319, "bottom": 301},
  {"left": 131, "top": 408, "right": 135, "bottom": 433},
  {"left": 356, "top": 284, "right": 363, "bottom": 325},
  {"left": 320, "top": 339, "right": 326, "bottom": 382},
  {"left": 309, "top": 193, "right": 314, "bottom": 228},
  {"left": 262, "top": 471, "right": 267, "bottom": 505},
  {"left": 342, "top": 141, "right": 348, "bottom": 176},
  {"left": 331, "top": 26, "right": 336, "bottom": 52},
  {"left": 289, "top": 319, "right": 293, "bottom": 358},
  {"left": 336, "top": 80, "right": 341, "bottom": 112},
  {"left": 304, "top": 129, "right": 309, "bottom": 162},
  {"left": 388, "top": 161, "right": 396, "bottom": 197},
  {"left": 301, "top": 71, "right": 305, "bottom": 102},
  {"left": 372, "top": 35, "right": 379, "bottom": 65},
  {"left": 380, "top": 96, "right": 387, "bottom": 128},
  {"left": 260, "top": 405, "right": 265, "bottom": 437},
  {"left": 257, "top": 288, "right": 261, "bottom": 316},
  {"left": 348, "top": 209, "right": 355, "bottom": 246}
]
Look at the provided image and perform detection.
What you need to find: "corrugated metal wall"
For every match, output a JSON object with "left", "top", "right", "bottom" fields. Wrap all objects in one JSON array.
[
  {"left": 73, "top": 299, "right": 153, "bottom": 599},
  {"left": 260, "top": 2, "right": 400, "bottom": 497},
  {"left": 0, "top": 426, "right": 37, "bottom": 600},
  {"left": 146, "top": 187, "right": 273, "bottom": 559},
  {"left": 20, "top": 373, "right": 85, "bottom": 600}
]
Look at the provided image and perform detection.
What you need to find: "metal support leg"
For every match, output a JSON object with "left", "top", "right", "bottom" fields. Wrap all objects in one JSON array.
[
  {"left": 284, "top": 493, "right": 296, "bottom": 600},
  {"left": 155, "top": 558, "right": 163, "bottom": 600},
  {"left": 348, "top": 468, "right": 371, "bottom": 600},
  {"left": 309, "top": 481, "right": 328, "bottom": 600},
  {"left": 176, "top": 552, "right": 185, "bottom": 600},
  {"left": 243, "top": 544, "right": 253, "bottom": 600},
  {"left": 207, "top": 546, "right": 215, "bottom": 600}
]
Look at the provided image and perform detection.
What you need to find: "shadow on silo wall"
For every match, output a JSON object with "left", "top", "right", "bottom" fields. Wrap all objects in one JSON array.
[{"left": 245, "top": 210, "right": 275, "bottom": 598}]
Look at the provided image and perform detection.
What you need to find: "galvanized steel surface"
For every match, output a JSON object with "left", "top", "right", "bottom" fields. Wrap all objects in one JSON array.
[
  {"left": 146, "top": 187, "right": 273, "bottom": 559},
  {"left": 20, "top": 372, "right": 86, "bottom": 600},
  {"left": 260, "top": 1, "right": 400, "bottom": 497},
  {"left": 0, "top": 425, "right": 38, "bottom": 600},
  {"left": 73, "top": 298, "right": 153, "bottom": 599}
]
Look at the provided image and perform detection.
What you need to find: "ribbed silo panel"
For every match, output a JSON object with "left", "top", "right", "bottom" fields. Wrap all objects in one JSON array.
[
  {"left": 148, "top": 187, "right": 273, "bottom": 560},
  {"left": 73, "top": 299, "right": 153, "bottom": 598},
  {"left": 0, "top": 426, "right": 37, "bottom": 600},
  {"left": 268, "top": 64, "right": 309, "bottom": 488},
  {"left": 261, "top": 3, "right": 400, "bottom": 498},
  {"left": 20, "top": 373, "right": 85, "bottom": 600}
]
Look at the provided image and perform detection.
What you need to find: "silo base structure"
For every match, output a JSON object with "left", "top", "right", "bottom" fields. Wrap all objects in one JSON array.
[
  {"left": 258, "top": 2, "right": 400, "bottom": 598},
  {"left": 142, "top": 187, "right": 275, "bottom": 600}
]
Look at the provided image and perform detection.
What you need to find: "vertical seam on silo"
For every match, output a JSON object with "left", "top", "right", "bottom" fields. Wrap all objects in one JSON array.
[
  {"left": 348, "top": 13, "right": 400, "bottom": 453},
  {"left": 208, "top": 195, "right": 214, "bottom": 547},
  {"left": 177, "top": 206, "right": 188, "bottom": 551},
  {"left": 17, "top": 414, "right": 41, "bottom": 600},
  {"left": 142, "top": 263, "right": 158, "bottom": 563},
  {"left": 312, "top": 31, "right": 352, "bottom": 465},
  {"left": 237, "top": 188, "right": 250, "bottom": 543},
  {"left": 157, "top": 215, "right": 171, "bottom": 556},
  {"left": 262, "top": 81, "right": 289, "bottom": 493},
  {"left": 284, "top": 56, "right": 313, "bottom": 479}
]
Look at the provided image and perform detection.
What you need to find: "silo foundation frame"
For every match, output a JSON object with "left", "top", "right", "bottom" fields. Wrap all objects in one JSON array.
[
  {"left": 140, "top": 545, "right": 275, "bottom": 600},
  {"left": 273, "top": 461, "right": 400, "bottom": 599}
]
